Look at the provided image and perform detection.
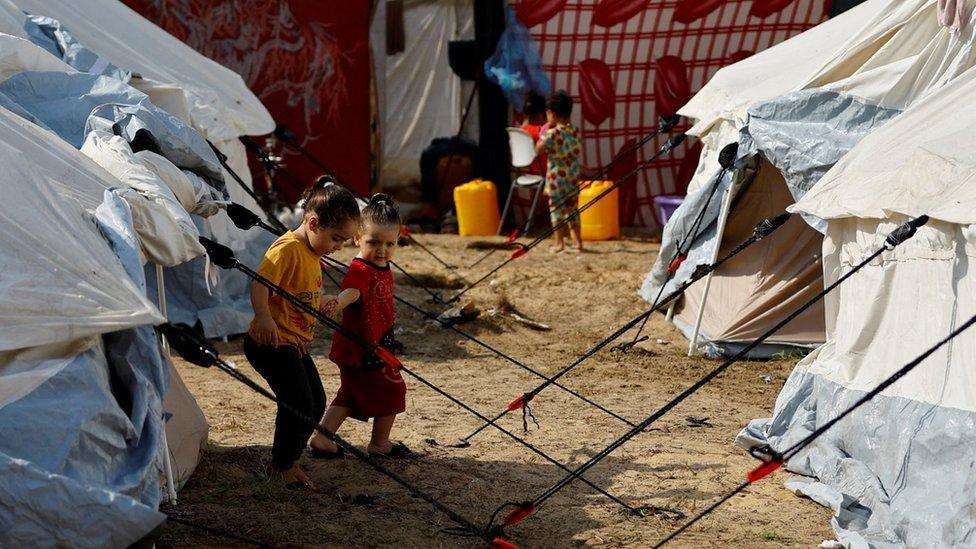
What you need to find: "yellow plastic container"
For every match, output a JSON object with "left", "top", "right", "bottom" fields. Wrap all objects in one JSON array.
[
  {"left": 453, "top": 179, "right": 500, "bottom": 236},
  {"left": 578, "top": 180, "right": 619, "bottom": 241}
]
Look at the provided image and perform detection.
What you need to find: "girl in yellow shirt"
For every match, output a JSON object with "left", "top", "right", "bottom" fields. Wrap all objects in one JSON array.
[{"left": 243, "top": 179, "right": 359, "bottom": 490}]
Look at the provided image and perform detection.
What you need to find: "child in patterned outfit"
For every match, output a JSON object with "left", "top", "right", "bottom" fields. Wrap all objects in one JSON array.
[
  {"left": 536, "top": 90, "right": 584, "bottom": 253},
  {"left": 308, "top": 194, "right": 411, "bottom": 459}
]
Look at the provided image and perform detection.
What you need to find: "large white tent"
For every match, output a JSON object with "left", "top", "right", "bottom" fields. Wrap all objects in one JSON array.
[
  {"left": 739, "top": 60, "right": 976, "bottom": 548},
  {"left": 642, "top": 0, "right": 976, "bottom": 357},
  {"left": 0, "top": 0, "right": 278, "bottom": 337}
]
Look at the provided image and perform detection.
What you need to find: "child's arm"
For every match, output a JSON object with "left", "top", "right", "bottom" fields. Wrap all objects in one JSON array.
[
  {"left": 321, "top": 288, "right": 361, "bottom": 317},
  {"left": 250, "top": 280, "right": 280, "bottom": 346}
]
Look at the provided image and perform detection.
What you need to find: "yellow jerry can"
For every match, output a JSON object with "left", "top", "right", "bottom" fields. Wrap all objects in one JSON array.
[
  {"left": 453, "top": 179, "right": 500, "bottom": 236},
  {"left": 578, "top": 180, "right": 619, "bottom": 241}
]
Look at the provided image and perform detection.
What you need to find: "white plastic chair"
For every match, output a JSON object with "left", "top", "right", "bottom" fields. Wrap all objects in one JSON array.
[{"left": 498, "top": 127, "right": 546, "bottom": 235}]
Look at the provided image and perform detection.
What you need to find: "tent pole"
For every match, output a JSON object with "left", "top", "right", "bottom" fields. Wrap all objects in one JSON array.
[
  {"left": 665, "top": 302, "right": 676, "bottom": 322},
  {"left": 687, "top": 178, "right": 735, "bottom": 357},
  {"left": 155, "top": 264, "right": 178, "bottom": 505}
]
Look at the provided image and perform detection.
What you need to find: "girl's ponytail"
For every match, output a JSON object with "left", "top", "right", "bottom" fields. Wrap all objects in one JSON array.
[
  {"left": 302, "top": 175, "right": 360, "bottom": 228},
  {"left": 362, "top": 193, "right": 401, "bottom": 228}
]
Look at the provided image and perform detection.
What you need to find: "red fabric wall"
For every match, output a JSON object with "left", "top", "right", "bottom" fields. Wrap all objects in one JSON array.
[
  {"left": 513, "top": 0, "right": 833, "bottom": 227},
  {"left": 123, "top": 0, "right": 373, "bottom": 201}
]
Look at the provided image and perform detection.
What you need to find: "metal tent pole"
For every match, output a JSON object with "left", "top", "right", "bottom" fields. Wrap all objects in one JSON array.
[
  {"left": 155, "top": 263, "right": 178, "bottom": 505},
  {"left": 687, "top": 179, "right": 736, "bottom": 357}
]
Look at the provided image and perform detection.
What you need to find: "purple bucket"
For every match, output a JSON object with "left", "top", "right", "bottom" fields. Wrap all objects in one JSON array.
[{"left": 653, "top": 195, "right": 684, "bottom": 225}]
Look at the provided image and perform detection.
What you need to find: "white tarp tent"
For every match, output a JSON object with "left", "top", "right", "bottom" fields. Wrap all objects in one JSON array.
[
  {"left": 0, "top": 0, "right": 278, "bottom": 336},
  {"left": 739, "top": 61, "right": 976, "bottom": 548},
  {"left": 0, "top": 104, "right": 172, "bottom": 546},
  {"left": 642, "top": 0, "right": 976, "bottom": 357}
]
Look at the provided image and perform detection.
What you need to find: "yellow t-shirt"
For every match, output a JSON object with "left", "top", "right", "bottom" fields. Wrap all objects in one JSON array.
[{"left": 248, "top": 231, "right": 322, "bottom": 348}]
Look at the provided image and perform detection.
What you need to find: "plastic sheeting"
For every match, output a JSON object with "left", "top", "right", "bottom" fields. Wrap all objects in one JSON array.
[
  {"left": 0, "top": 0, "right": 273, "bottom": 140},
  {"left": 0, "top": 107, "right": 160, "bottom": 351},
  {"left": 484, "top": 6, "right": 550, "bottom": 113},
  {"left": 24, "top": 14, "right": 130, "bottom": 81},
  {"left": 371, "top": 0, "right": 474, "bottom": 185},
  {"left": 738, "top": 218, "right": 976, "bottom": 547},
  {"left": 0, "top": 190, "right": 168, "bottom": 546}
]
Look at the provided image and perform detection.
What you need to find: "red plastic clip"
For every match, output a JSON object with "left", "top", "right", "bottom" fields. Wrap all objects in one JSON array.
[
  {"left": 376, "top": 347, "right": 402, "bottom": 371},
  {"left": 491, "top": 537, "right": 521, "bottom": 549},
  {"left": 511, "top": 247, "right": 529, "bottom": 260},
  {"left": 502, "top": 503, "right": 537, "bottom": 526},
  {"left": 506, "top": 394, "right": 531, "bottom": 411},
  {"left": 506, "top": 229, "right": 521, "bottom": 244},
  {"left": 747, "top": 458, "right": 783, "bottom": 483},
  {"left": 400, "top": 226, "right": 411, "bottom": 237},
  {"left": 667, "top": 255, "right": 686, "bottom": 273}
]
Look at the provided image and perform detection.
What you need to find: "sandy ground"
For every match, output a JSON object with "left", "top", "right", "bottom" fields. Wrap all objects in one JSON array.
[{"left": 158, "top": 233, "right": 832, "bottom": 548}]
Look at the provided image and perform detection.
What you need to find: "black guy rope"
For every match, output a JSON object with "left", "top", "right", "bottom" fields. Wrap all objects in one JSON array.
[
  {"left": 232, "top": 139, "right": 460, "bottom": 303},
  {"left": 616, "top": 141, "right": 739, "bottom": 353},
  {"left": 197, "top": 237, "right": 664, "bottom": 516},
  {"left": 654, "top": 277, "right": 970, "bottom": 547},
  {"left": 264, "top": 127, "right": 463, "bottom": 275},
  {"left": 165, "top": 514, "right": 272, "bottom": 547},
  {"left": 468, "top": 115, "right": 682, "bottom": 270},
  {"left": 448, "top": 133, "right": 688, "bottom": 305},
  {"left": 206, "top": 139, "right": 288, "bottom": 234},
  {"left": 460, "top": 211, "right": 794, "bottom": 445},
  {"left": 156, "top": 322, "right": 501, "bottom": 547},
  {"left": 490, "top": 215, "right": 931, "bottom": 532},
  {"left": 224, "top": 202, "right": 635, "bottom": 429}
]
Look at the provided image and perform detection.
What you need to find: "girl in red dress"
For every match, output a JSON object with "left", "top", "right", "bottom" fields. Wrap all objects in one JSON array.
[{"left": 309, "top": 194, "right": 411, "bottom": 458}]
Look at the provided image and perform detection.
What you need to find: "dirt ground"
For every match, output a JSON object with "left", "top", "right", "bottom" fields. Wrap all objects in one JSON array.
[{"left": 159, "top": 233, "right": 832, "bottom": 548}]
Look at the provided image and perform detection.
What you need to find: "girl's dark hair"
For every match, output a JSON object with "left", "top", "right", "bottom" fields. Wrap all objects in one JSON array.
[
  {"left": 524, "top": 92, "right": 546, "bottom": 116},
  {"left": 361, "top": 193, "right": 401, "bottom": 228},
  {"left": 301, "top": 176, "right": 360, "bottom": 228},
  {"left": 546, "top": 90, "right": 573, "bottom": 118}
]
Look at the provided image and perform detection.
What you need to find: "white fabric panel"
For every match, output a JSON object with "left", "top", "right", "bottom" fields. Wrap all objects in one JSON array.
[
  {"left": 0, "top": 108, "right": 162, "bottom": 351},
  {"left": 680, "top": 0, "right": 890, "bottom": 137},
  {"left": 372, "top": 0, "right": 473, "bottom": 185},
  {"left": 0, "top": 32, "right": 76, "bottom": 82},
  {"left": 802, "top": 217, "right": 976, "bottom": 412},
  {"left": 794, "top": 65, "right": 976, "bottom": 225},
  {"left": 80, "top": 131, "right": 205, "bottom": 266},
  {"left": 3, "top": 0, "right": 273, "bottom": 140}
]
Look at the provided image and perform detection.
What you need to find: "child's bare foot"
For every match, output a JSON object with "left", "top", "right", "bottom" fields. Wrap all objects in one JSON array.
[
  {"left": 309, "top": 435, "right": 341, "bottom": 456},
  {"left": 269, "top": 464, "right": 315, "bottom": 490},
  {"left": 548, "top": 244, "right": 565, "bottom": 254}
]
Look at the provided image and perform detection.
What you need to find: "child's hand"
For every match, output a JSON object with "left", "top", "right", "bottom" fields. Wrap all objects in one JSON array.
[
  {"left": 320, "top": 295, "right": 340, "bottom": 317},
  {"left": 252, "top": 314, "right": 280, "bottom": 346}
]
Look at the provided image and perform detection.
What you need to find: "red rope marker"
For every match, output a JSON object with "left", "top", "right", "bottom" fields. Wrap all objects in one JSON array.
[
  {"left": 746, "top": 458, "right": 783, "bottom": 483},
  {"left": 667, "top": 255, "right": 685, "bottom": 273},
  {"left": 511, "top": 247, "right": 529, "bottom": 260},
  {"left": 492, "top": 537, "right": 521, "bottom": 549},
  {"left": 376, "top": 347, "right": 402, "bottom": 371},
  {"left": 506, "top": 394, "right": 530, "bottom": 412},
  {"left": 502, "top": 503, "right": 537, "bottom": 526},
  {"left": 400, "top": 226, "right": 411, "bottom": 237},
  {"left": 506, "top": 229, "right": 521, "bottom": 244}
]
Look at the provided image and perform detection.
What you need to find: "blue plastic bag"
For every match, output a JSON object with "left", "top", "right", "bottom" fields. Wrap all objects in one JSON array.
[{"left": 484, "top": 6, "right": 551, "bottom": 112}]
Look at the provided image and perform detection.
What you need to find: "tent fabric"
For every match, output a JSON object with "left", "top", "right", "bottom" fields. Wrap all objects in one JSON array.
[
  {"left": 23, "top": 14, "right": 130, "bottom": 82},
  {"left": 0, "top": 107, "right": 161, "bottom": 352},
  {"left": 162, "top": 358, "right": 208, "bottom": 489},
  {"left": 738, "top": 51, "right": 976, "bottom": 549},
  {"left": 371, "top": 0, "right": 474, "bottom": 186},
  {"left": 643, "top": 0, "right": 976, "bottom": 355},
  {"left": 0, "top": 0, "right": 273, "bottom": 140},
  {"left": 0, "top": 189, "right": 169, "bottom": 546}
]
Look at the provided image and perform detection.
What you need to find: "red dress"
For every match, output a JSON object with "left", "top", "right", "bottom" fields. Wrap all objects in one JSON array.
[{"left": 329, "top": 258, "right": 406, "bottom": 420}]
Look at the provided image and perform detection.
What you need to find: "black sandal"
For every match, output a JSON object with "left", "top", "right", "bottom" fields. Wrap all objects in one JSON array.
[
  {"left": 308, "top": 445, "right": 346, "bottom": 460},
  {"left": 284, "top": 480, "right": 313, "bottom": 491},
  {"left": 369, "top": 441, "right": 414, "bottom": 459}
]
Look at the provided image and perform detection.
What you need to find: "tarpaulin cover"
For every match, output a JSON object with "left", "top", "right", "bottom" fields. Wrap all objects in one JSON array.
[
  {"left": 643, "top": 0, "right": 976, "bottom": 356},
  {"left": 485, "top": 6, "right": 550, "bottom": 113},
  {"left": 1, "top": 0, "right": 273, "bottom": 141},
  {"left": 0, "top": 188, "right": 168, "bottom": 546},
  {"left": 24, "top": 14, "right": 130, "bottom": 82},
  {"left": 737, "top": 62, "right": 976, "bottom": 547},
  {"left": 0, "top": 107, "right": 160, "bottom": 351}
]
